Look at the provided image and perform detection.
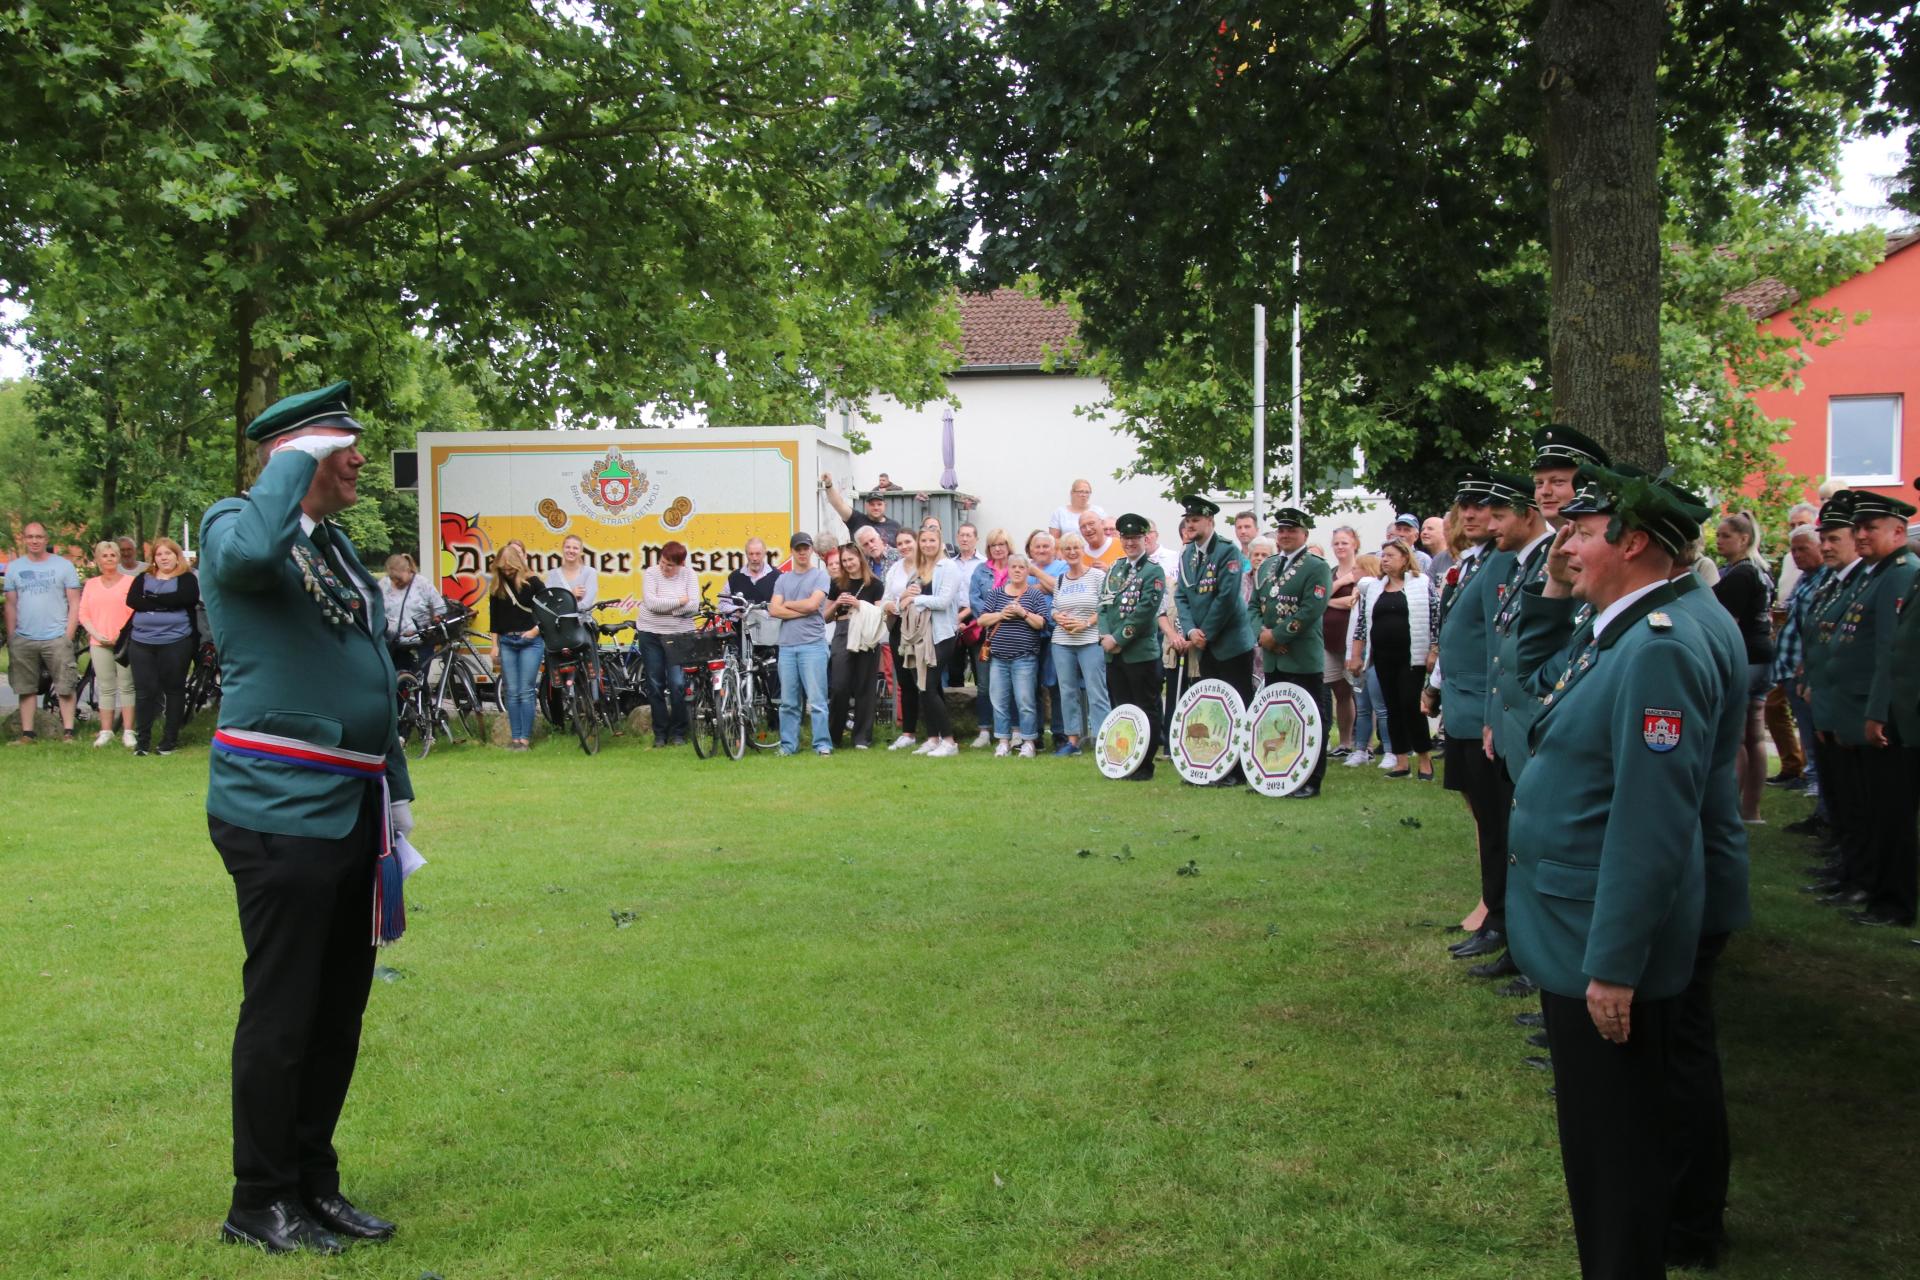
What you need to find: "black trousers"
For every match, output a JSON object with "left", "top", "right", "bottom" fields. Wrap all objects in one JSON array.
[
  {"left": 1862, "top": 731, "right": 1920, "bottom": 923},
  {"left": 829, "top": 634, "right": 881, "bottom": 749},
  {"left": 1820, "top": 740, "right": 1868, "bottom": 885},
  {"left": 130, "top": 635, "right": 193, "bottom": 749},
  {"left": 1449, "top": 738, "right": 1513, "bottom": 932},
  {"left": 1263, "top": 670, "right": 1329, "bottom": 788},
  {"left": 1160, "top": 661, "right": 1182, "bottom": 756},
  {"left": 210, "top": 787, "right": 380, "bottom": 1213},
  {"left": 1541, "top": 987, "right": 1681, "bottom": 1280},
  {"left": 1105, "top": 656, "right": 1163, "bottom": 778},
  {"left": 1373, "top": 660, "right": 1433, "bottom": 756},
  {"left": 905, "top": 637, "right": 956, "bottom": 739},
  {"left": 1666, "top": 932, "right": 1732, "bottom": 1266}
]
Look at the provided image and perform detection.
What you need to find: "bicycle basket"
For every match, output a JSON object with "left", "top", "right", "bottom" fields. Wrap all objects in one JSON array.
[{"left": 532, "top": 586, "right": 594, "bottom": 653}]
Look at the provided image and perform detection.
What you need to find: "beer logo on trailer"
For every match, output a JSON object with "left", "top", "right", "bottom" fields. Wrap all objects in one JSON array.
[{"left": 574, "top": 447, "right": 658, "bottom": 523}]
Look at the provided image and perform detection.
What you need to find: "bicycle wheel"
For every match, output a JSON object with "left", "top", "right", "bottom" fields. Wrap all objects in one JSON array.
[
  {"left": 450, "top": 667, "right": 486, "bottom": 743},
  {"left": 690, "top": 683, "right": 720, "bottom": 759},
  {"left": 719, "top": 665, "right": 747, "bottom": 760},
  {"left": 743, "top": 669, "right": 778, "bottom": 750},
  {"left": 569, "top": 675, "right": 600, "bottom": 755},
  {"left": 398, "top": 682, "right": 433, "bottom": 760}
]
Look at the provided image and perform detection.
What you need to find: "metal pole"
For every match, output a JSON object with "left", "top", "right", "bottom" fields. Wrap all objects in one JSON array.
[
  {"left": 1252, "top": 303, "right": 1266, "bottom": 527},
  {"left": 1291, "top": 242, "right": 1303, "bottom": 505}
]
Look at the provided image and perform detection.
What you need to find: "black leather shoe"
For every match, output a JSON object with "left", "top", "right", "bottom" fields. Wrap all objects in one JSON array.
[
  {"left": 1800, "top": 881, "right": 1847, "bottom": 895},
  {"left": 1451, "top": 929, "right": 1507, "bottom": 959},
  {"left": 1850, "top": 911, "right": 1915, "bottom": 928},
  {"left": 221, "top": 1200, "right": 346, "bottom": 1254},
  {"left": 1521, "top": 1054, "right": 1552, "bottom": 1072},
  {"left": 1468, "top": 951, "right": 1520, "bottom": 979},
  {"left": 1512, "top": 1012, "right": 1545, "bottom": 1028},
  {"left": 1820, "top": 889, "right": 1869, "bottom": 908},
  {"left": 1525, "top": 1030, "right": 1551, "bottom": 1049},
  {"left": 304, "top": 1193, "right": 396, "bottom": 1241},
  {"left": 1287, "top": 783, "right": 1320, "bottom": 798},
  {"left": 1497, "top": 975, "right": 1541, "bottom": 998},
  {"left": 1783, "top": 815, "right": 1827, "bottom": 836}
]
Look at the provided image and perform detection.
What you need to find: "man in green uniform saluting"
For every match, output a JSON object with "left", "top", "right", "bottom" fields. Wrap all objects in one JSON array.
[
  {"left": 1099, "top": 513, "right": 1168, "bottom": 780},
  {"left": 1506, "top": 464, "right": 1725, "bottom": 1279},
  {"left": 1253, "top": 506, "right": 1331, "bottom": 797},
  {"left": 201, "top": 381, "right": 415, "bottom": 1255},
  {"left": 1174, "top": 495, "right": 1256, "bottom": 783}
]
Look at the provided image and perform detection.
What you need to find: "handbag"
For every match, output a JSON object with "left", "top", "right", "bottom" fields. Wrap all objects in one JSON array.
[{"left": 113, "top": 625, "right": 133, "bottom": 666}]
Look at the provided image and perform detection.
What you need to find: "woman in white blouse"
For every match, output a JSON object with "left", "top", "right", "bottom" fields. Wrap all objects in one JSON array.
[
  {"left": 544, "top": 534, "right": 599, "bottom": 607},
  {"left": 1346, "top": 540, "right": 1438, "bottom": 779},
  {"left": 883, "top": 527, "right": 965, "bottom": 756},
  {"left": 1049, "top": 533, "right": 1108, "bottom": 755}
]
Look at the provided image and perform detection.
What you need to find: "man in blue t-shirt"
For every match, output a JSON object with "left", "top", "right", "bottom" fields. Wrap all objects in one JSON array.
[
  {"left": 5, "top": 521, "right": 83, "bottom": 743},
  {"left": 770, "top": 530, "right": 833, "bottom": 755}
]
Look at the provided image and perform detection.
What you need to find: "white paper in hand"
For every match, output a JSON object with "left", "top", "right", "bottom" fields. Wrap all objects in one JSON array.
[{"left": 396, "top": 834, "right": 427, "bottom": 881}]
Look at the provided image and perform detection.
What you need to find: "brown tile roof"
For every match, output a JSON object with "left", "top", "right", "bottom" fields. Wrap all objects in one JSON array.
[
  {"left": 1726, "top": 229, "right": 1920, "bottom": 319},
  {"left": 955, "top": 289, "right": 1081, "bottom": 370}
]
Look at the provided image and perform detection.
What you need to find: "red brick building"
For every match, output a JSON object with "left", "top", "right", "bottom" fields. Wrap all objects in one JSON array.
[{"left": 1742, "top": 230, "right": 1920, "bottom": 504}]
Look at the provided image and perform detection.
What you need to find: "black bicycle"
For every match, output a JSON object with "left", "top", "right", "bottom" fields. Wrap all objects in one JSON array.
[
  {"left": 394, "top": 607, "right": 487, "bottom": 758},
  {"left": 532, "top": 587, "right": 602, "bottom": 755}
]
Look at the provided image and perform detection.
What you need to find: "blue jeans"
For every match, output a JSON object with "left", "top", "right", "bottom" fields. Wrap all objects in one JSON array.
[
  {"left": 989, "top": 655, "right": 1039, "bottom": 741},
  {"left": 1054, "top": 641, "right": 1109, "bottom": 740},
  {"left": 1784, "top": 683, "right": 1823, "bottom": 815},
  {"left": 496, "top": 634, "right": 543, "bottom": 741},
  {"left": 1351, "top": 667, "right": 1388, "bottom": 753},
  {"left": 638, "top": 632, "right": 689, "bottom": 740},
  {"left": 778, "top": 641, "right": 831, "bottom": 752}
]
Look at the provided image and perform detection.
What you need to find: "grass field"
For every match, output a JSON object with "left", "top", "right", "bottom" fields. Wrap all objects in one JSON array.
[{"left": 3, "top": 725, "right": 1917, "bottom": 1279}]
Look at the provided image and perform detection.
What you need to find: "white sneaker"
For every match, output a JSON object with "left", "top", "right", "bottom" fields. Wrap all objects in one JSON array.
[
  {"left": 994, "top": 741, "right": 1010, "bottom": 757},
  {"left": 1018, "top": 741, "right": 1036, "bottom": 758},
  {"left": 912, "top": 737, "right": 939, "bottom": 755},
  {"left": 1343, "top": 750, "right": 1371, "bottom": 768},
  {"left": 93, "top": 729, "right": 114, "bottom": 748},
  {"left": 122, "top": 729, "right": 137, "bottom": 749},
  {"left": 929, "top": 740, "right": 960, "bottom": 758},
  {"left": 889, "top": 735, "right": 918, "bottom": 751},
  {"left": 972, "top": 729, "right": 992, "bottom": 749},
  {"left": 1378, "top": 753, "right": 1398, "bottom": 770}
]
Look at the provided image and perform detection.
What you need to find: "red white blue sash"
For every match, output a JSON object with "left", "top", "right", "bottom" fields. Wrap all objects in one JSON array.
[{"left": 212, "top": 728, "right": 405, "bottom": 946}]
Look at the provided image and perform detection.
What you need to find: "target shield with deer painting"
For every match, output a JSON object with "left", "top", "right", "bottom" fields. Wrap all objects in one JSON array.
[
  {"left": 1235, "top": 681, "right": 1324, "bottom": 796},
  {"left": 1168, "top": 678, "right": 1247, "bottom": 785}
]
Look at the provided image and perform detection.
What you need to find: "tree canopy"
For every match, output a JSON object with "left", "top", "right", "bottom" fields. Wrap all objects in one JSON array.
[{"left": 2, "top": 0, "right": 962, "bottom": 495}]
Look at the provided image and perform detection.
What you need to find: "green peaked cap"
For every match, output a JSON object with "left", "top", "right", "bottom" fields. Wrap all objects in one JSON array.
[
  {"left": 246, "top": 380, "right": 363, "bottom": 443},
  {"left": 1567, "top": 462, "right": 1712, "bottom": 556}
]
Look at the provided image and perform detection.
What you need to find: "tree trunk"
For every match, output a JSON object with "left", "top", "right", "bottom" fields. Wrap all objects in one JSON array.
[
  {"left": 1540, "top": 0, "right": 1665, "bottom": 471},
  {"left": 99, "top": 397, "right": 120, "bottom": 535}
]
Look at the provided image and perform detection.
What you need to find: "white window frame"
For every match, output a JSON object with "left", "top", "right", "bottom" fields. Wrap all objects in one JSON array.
[{"left": 1827, "top": 394, "right": 1903, "bottom": 486}]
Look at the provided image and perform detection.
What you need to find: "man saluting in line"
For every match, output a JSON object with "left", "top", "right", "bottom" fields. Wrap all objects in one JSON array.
[{"left": 201, "top": 381, "right": 417, "bottom": 1255}]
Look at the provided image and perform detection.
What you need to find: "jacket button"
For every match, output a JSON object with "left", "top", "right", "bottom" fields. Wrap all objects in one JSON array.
[{"left": 1509, "top": 854, "right": 1517, "bottom": 865}]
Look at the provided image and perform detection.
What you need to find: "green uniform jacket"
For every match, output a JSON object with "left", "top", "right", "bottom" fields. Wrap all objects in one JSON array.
[
  {"left": 1436, "top": 544, "right": 1509, "bottom": 740},
  {"left": 1817, "top": 549, "right": 1915, "bottom": 746},
  {"left": 1507, "top": 584, "right": 1719, "bottom": 1001},
  {"left": 200, "top": 450, "right": 411, "bottom": 838},
  {"left": 1890, "top": 571, "right": 1920, "bottom": 745},
  {"left": 1097, "top": 554, "right": 1167, "bottom": 664},
  {"left": 1665, "top": 576, "right": 1754, "bottom": 936},
  {"left": 1486, "top": 537, "right": 1552, "bottom": 782},
  {"left": 1176, "top": 533, "right": 1255, "bottom": 660},
  {"left": 1862, "top": 549, "right": 1919, "bottom": 734},
  {"left": 1805, "top": 559, "right": 1871, "bottom": 732},
  {"left": 1253, "top": 548, "right": 1331, "bottom": 675}
]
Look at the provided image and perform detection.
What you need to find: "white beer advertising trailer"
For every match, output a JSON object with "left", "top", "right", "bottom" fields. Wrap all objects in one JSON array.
[{"left": 416, "top": 427, "right": 854, "bottom": 634}]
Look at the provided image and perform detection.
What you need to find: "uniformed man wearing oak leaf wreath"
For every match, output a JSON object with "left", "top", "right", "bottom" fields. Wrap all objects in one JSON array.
[
  {"left": 1505, "top": 464, "right": 1726, "bottom": 1279},
  {"left": 200, "top": 381, "right": 418, "bottom": 1256}
]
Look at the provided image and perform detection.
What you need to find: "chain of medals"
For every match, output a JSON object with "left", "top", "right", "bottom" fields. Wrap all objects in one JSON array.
[
  {"left": 1492, "top": 541, "right": 1547, "bottom": 636},
  {"left": 291, "top": 528, "right": 367, "bottom": 628},
  {"left": 1261, "top": 549, "right": 1308, "bottom": 619}
]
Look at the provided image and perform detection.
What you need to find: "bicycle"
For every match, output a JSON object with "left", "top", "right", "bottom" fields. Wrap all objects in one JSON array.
[
  {"left": 531, "top": 587, "right": 602, "bottom": 755},
  {"left": 725, "top": 594, "right": 781, "bottom": 752},
  {"left": 394, "top": 607, "right": 487, "bottom": 759},
  {"left": 680, "top": 589, "right": 743, "bottom": 760},
  {"left": 587, "top": 600, "right": 652, "bottom": 734}
]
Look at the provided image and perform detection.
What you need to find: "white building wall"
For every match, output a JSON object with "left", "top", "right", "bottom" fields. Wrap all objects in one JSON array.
[{"left": 848, "top": 372, "right": 1397, "bottom": 555}]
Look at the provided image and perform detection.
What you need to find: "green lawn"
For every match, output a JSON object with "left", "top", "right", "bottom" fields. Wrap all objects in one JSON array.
[{"left": 3, "top": 728, "right": 1916, "bottom": 1278}]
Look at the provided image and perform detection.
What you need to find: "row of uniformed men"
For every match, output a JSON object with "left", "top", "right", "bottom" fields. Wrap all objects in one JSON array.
[{"left": 1790, "top": 487, "right": 1920, "bottom": 930}]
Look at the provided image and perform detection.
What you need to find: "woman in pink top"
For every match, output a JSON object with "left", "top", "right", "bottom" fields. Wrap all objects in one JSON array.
[{"left": 78, "top": 540, "right": 137, "bottom": 748}]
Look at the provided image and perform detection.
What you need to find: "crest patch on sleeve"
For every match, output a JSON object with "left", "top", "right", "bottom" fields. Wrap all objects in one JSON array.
[{"left": 1642, "top": 707, "right": 1683, "bottom": 752}]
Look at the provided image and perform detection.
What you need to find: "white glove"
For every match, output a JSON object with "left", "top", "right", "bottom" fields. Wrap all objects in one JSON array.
[
  {"left": 273, "top": 432, "right": 357, "bottom": 462},
  {"left": 388, "top": 799, "right": 415, "bottom": 837}
]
